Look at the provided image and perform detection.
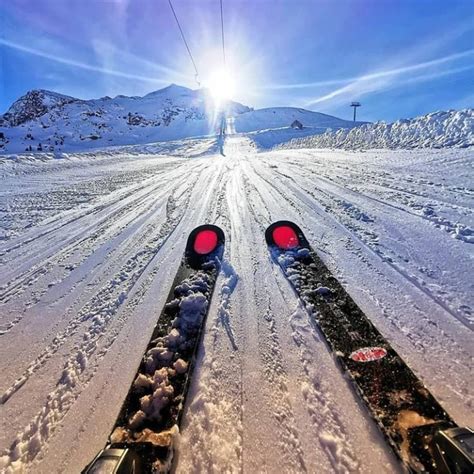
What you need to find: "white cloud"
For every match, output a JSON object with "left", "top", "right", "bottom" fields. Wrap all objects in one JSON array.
[
  {"left": 0, "top": 38, "right": 173, "bottom": 85},
  {"left": 304, "top": 49, "right": 474, "bottom": 109}
]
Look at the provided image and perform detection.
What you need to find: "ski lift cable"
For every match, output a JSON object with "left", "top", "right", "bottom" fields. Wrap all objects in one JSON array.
[
  {"left": 168, "top": 0, "right": 201, "bottom": 86},
  {"left": 220, "top": 0, "right": 226, "bottom": 66}
]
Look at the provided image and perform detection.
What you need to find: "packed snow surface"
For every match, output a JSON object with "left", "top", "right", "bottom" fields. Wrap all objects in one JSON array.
[
  {"left": 0, "top": 135, "right": 473, "bottom": 473},
  {"left": 281, "top": 109, "right": 474, "bottom": 150}
]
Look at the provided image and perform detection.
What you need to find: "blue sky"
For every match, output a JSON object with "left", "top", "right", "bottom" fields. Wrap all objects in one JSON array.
[{"left": 1, "top": 0, "right": 473, "bottom": 121}]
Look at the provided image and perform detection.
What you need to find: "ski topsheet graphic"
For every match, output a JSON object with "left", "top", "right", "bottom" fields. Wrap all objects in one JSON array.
[
  {"left": 83, "top": 225, "right": 225, "bottom": 474},
  {"left": 265, "top": 221, "right": 473, "bottom": 473}
]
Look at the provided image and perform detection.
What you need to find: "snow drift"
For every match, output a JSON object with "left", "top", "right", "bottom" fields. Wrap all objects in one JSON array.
[{"left": 280, "top": 109, "right": 474, "bottom": 150}]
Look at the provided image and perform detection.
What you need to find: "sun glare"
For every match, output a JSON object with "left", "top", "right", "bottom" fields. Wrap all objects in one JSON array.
[{"left": 207, "top": 69, "right": 236, "bottom": 102}]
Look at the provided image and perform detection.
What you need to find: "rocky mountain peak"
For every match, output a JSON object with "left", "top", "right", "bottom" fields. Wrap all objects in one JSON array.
[{"left": 2, "top": 89, "right": 78, "bottom": 126}]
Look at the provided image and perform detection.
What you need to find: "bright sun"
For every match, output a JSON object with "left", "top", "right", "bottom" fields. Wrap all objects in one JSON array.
[{"left": 207, "top": 69, "right": 235, "bottom": 102}]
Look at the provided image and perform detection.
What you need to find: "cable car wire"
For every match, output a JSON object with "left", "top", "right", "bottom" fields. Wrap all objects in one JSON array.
[
  {"left": 220, "top": 0, "right": 226, "bottom": 66},
  {"left": 168, "top": 0, "right": 201, "bottom": 86}
]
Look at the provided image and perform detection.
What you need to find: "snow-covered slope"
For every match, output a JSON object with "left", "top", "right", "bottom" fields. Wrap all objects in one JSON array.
[
  {"left": 0, "top": 137, "right": 472, "bottom": 473},
  {"left": 0, "top": 85, "right": 251, "bottom": 153},
  {"left": 281, "top": 109, "right": 474, "bottom": 150},
  {"left": 233, "top": 107, "right": 364, "bottom": 149},
  {"left": 233, "top": 106, "right": 360, "bottom": 133}
]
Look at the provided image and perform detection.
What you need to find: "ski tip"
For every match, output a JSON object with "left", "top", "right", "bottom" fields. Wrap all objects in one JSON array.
[
  {"left": 265, "top": 221, "right": 305, "bottom": 250},
  {"left": 186, "top": 224, "right": 225, "bottom": 267}
]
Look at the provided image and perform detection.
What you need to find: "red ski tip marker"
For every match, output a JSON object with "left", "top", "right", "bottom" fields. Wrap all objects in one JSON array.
[
  {"left": 272, "top": 225, "right": 299, "bottom": 250},
  {"left": 350, "top": 347, "right": 387, "bottom": 363},
  {"left": 193, "top": 229, "right": 218, "bottom": 255}
]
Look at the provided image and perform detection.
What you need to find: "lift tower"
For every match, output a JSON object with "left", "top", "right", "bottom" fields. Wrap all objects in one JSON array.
[{"left": 350, "top": 102, "right": 361, "bottom": 122}]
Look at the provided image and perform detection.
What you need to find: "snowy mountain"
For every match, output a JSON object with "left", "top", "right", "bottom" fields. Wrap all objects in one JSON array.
[
  {"left": 0, "top": 86, "right": 362, "bottom": 154},
  {"left": 0, "top": 85, "right": 251, "bottom": 153},
  {"left": 233, "top": 106, "right": 360, "bottom": 132},
  {"left": 280, "top": 109, "right": 474, "bottom": 150},
  {"left": 3, "top": 85, "right": 469, "bottom": 155},
  {"left": 233, "top": 107, "right": 363, "bottom": 149}
]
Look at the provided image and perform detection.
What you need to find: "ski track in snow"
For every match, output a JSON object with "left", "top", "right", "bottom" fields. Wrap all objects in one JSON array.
[
  {"left": 0, "top": 136, "right": 472, "bottom": 473},
  {"left": 270, "top": 166, "right": 472, "bottom": 330}
]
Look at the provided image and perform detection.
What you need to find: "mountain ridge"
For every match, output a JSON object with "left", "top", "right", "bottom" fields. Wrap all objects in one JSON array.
[{"left": 0, "top": 84, "right": 360, "bottom": 154}]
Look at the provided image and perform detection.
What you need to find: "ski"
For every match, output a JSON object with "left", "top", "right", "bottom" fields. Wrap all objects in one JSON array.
[
  {"left": 83, "top": 224, "right": 225, "bottom": 474},
  {"left": 266, "top": 221, "right": 473, "bottom": 473}
]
